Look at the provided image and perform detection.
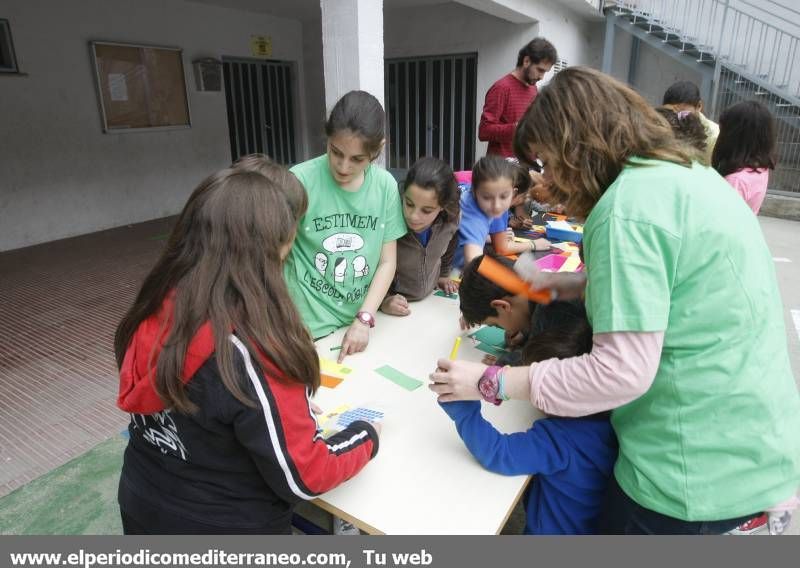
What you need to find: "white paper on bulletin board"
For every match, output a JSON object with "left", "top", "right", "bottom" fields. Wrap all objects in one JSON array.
[{"left": 108, "top": 73, "right": 129, "bottom": 101}]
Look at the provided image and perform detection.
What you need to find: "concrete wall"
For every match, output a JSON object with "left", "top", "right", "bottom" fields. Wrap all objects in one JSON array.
[
  {"left": 302, "top": 17, "right": 327, "bottom": 157},
  {"left": 0, "top": 0, "right": 604, "bottom": 251},
  {"left": 0, "top": 0, "right": 306, "bottom": 252},
  {"left": 383, "top": 0, "right": 603, "bottom": 157},
  {"left": 607, "top": 31, "right": 704, "bottom": 106},
  {"left": 609, "top": 25, "right": 633, "bottom": 83},
  {"left": 533, "top": 1, "right": 605, "bottom": 71},
  {"left": 630, "top": 41, "right": 704, "bottom": 106}
]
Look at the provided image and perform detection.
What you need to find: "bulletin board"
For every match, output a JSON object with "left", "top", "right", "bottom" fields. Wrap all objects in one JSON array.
[{"left": 90, "top": 41, "right": 191, "bottom": 132}]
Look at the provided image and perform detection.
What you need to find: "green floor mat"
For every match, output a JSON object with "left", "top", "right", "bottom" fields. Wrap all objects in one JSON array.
[{"left": 0, "top": 436, "right": 125, "bottom": 535}]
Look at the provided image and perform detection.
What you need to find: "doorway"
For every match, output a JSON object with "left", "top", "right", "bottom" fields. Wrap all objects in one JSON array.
[{"left": 222, "top": 57, "right": 297, "bottom": 164}]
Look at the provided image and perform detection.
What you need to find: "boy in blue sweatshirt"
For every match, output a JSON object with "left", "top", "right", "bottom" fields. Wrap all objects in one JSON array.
[{"left": 440, "top": 303, "right": 618, "bottom": 534}]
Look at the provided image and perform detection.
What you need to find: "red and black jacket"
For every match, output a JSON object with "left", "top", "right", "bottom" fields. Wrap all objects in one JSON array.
[{"left": 116, "top": 298, "right": 378, "bottom": 533}]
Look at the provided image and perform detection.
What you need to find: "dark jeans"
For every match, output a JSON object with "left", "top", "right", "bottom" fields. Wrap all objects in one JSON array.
[{"left": 598, "top": 475, "right": 758, "bottom": 535}]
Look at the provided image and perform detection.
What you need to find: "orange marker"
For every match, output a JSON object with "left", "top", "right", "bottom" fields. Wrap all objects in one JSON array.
[{"left": 477, "top": 255, "right": 552, "bottom": 304}]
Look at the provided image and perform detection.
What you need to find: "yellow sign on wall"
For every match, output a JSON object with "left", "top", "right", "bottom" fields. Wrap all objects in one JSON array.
[{"left": 250, "top": 36, "right": 272, "bottom": 58}]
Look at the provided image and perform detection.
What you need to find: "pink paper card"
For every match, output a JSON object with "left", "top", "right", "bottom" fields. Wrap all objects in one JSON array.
[{"left": 535, "top": 254, "right": 567, "bottom": 272}]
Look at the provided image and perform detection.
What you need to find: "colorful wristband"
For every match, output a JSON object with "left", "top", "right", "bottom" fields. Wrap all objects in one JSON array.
[{"left": 497, "top": 365, "right": 511, "bottom": 402}]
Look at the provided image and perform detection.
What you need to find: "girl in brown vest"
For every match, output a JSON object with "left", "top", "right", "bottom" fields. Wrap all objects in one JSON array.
[{"left": 380, "top": 157, "right": 461, "bottom": 316}]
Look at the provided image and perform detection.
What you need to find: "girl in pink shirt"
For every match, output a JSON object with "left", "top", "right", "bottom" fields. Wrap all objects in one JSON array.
[{"left": 712, "top": 100, "right": 777, "bottom": 214}]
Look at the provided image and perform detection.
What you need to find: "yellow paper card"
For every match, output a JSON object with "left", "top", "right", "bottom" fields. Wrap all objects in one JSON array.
[
  {"left": 319, "top": 357, "right": 353, "bottom": 376},
  {"left": 559, "top": 255, "right": 582, "bottom": 273}
]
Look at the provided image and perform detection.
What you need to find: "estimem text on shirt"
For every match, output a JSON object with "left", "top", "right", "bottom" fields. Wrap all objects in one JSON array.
[{"left": 311, "top": 214, "right": 379, "bottom": 232}]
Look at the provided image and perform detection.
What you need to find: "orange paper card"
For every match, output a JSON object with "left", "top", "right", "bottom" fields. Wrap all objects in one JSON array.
[{"left": 320, "top": 373, "right": 344, "bottom": 388}]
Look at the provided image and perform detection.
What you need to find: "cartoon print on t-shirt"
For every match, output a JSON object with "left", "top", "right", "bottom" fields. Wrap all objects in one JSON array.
[
  {"left": 333, "top": 257, "right": 347, "bottom": 283},
  {"left": 318, "top": 233, "right": 366, "bottom": 285},
  {"left": 314, "top": 252, "right": 328, "bottom": 276},
  {"left": 353, "top": 256, "right": 369, "bottom": 278}
]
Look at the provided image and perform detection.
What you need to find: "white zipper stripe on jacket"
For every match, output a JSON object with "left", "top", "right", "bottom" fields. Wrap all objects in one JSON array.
[
  {"left": 327, "top": 430, "right": 369, "bottom": 453},
  {"left": 230, "top": 335, "right": 314, "bottom": 500}
]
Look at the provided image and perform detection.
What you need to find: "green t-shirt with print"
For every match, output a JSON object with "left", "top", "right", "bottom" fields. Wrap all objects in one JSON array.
[
  {"left": 285, "top": 155, "right": 407, "bottom": 338},
  {"left": 584, "top": 158, "right": 800, "bottom": 521}
]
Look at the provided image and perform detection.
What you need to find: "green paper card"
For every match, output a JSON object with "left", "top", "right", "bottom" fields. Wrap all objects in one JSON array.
[
  {"left": 469, "top": 326, "right": 506, "bottom": 348},
  {"left": 374, "top": 365, "right": 423, "bottom": 391},
  {"left": 433, "top": 290, "right": 459, "bottom": 300},
  {"left": 475, "top": 342, "right": 508, "bottom": 357}
]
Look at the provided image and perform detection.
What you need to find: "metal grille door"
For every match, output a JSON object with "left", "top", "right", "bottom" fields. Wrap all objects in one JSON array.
[
  {"left": 222, "top": 58, "right": 297, "bottom": 164},
  {"left": 714, "top": 66, "right": 800, "bottom": 196},
  {"left": 385, "top": 53, "right": 478, "bottom": 172}
]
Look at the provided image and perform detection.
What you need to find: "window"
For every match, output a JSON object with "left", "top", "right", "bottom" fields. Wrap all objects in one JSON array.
[{"left": 0, "top": 19, "right": 19, "bottom": 73}]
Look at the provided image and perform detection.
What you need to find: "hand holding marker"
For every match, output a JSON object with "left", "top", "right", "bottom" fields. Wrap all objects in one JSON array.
[{"left": 477, "top": 254, "right": 555, "bottom": 304}]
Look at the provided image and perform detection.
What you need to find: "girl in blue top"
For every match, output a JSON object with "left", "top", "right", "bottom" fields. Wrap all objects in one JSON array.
[{"left": 454, "top": 155, "right": 549, "bottom": 269}]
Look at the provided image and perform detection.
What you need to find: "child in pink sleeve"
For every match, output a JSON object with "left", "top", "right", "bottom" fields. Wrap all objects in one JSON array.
[
  {"left": 712, "top": 100, "right": 776, "bottom": 215},
  {"left": 724, "top": 167, "right": 769, "bottom": 214}
]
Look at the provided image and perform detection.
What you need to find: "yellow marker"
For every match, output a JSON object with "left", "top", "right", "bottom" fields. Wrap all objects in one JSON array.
[{"left": 449, "top": 336, "right": 462, "bottom": 360}]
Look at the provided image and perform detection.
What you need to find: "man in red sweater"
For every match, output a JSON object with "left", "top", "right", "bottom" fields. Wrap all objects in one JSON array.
[{"left": 479, "top": 38, "right": 557, "bottom": 157}]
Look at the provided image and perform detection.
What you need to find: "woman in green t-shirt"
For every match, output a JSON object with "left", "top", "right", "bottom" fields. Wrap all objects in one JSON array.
[
  {"left": 284, "top": 91, "right": 407, "bottom": 363},
  {"left": 429, "top": 67, "right": 800, "bottom": 534}
]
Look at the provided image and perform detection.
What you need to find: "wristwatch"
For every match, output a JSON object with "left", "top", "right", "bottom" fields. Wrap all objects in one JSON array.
[
  {"left": 477, "top": 365, "right": 503, "bottom": 406},
  {"left": 355, "top": 310, "right": 375, "bottom": 328}
]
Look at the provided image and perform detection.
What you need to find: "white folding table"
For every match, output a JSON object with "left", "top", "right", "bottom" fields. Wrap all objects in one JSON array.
[{"left": 311, "top": 293, "right": 543, "bottom": 534}]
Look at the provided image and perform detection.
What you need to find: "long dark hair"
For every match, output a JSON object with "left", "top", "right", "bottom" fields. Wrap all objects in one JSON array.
[
  {"left": 403, "top": 157, "right": 460, "bottom": 222},
  {"left": 522, "top": 302, "right": 593, "bottom": 363},
  {"left": 521, "top": 308, "right": 604, "bottom": 419},
  {"left": 325, "top": 90, "right": 386, "bottom": 159},
  {"left": 515, "top": 67, "right": 691, "bottom": 218},
  {"left": 114, "top": 168, "right": 320, "bottom": 414},
  {"left": 522, "top": 321, "right": 593, "bottom": 364},
  {"left": 712, "top": 100, "right": 777, "bottom": 177},
  {"left": 471, "top": 155, "right": 532, "bottom": 196}
]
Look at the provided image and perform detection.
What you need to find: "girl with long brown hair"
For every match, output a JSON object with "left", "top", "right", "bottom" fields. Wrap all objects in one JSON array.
[
  {"left": 431, "top": 67, "right": 800, "bottom": 534},
  {"left": 115, "top": 162, "right": 379, "bottom": 534}
]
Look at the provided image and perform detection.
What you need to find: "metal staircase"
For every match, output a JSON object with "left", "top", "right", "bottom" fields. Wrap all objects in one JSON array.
[{"left": 602, "top": 0, "right": 800, "bottom": 195}]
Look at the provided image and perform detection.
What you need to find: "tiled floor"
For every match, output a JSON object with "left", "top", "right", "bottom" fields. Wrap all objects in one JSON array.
[{"left": 0, "top": 218, "right": 174, "bottom": 497}]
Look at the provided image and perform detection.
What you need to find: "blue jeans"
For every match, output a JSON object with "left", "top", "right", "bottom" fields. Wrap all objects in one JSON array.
[{"left": 598, "top": 475, "right": 757, "bottom": 535}]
